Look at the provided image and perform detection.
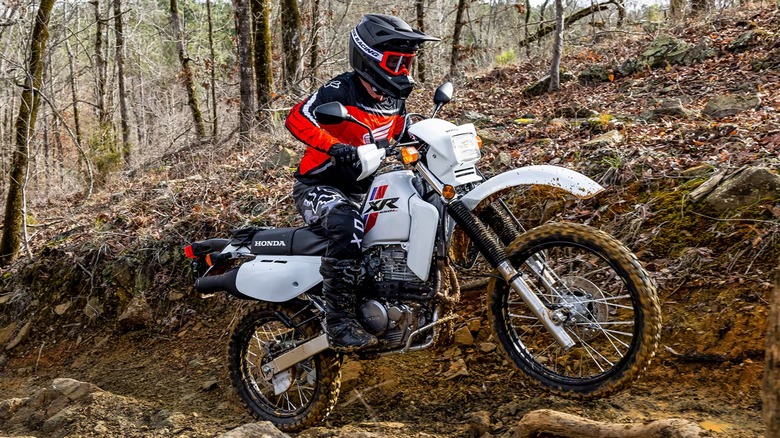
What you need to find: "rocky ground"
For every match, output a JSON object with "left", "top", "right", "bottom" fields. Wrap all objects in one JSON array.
[{"left": 1, "top": 4, "right": 779, "bottom": 438}]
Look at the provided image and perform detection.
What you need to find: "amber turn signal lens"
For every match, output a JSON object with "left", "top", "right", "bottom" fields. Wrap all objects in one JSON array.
[
  {"left": 184, "top": 245, "right": 196, "bottom": 259},
  {"left": 442, "top": 185, "right": 456, "bottom": 199},
  {"left": 475, "top": 135, "right": 483, "bottom": 149},
  {"left": 401, "top": 147, "right": 419, "bottom": 164},
  {"left": 205, "top": 253, "right": 214, "bottom": 266}
]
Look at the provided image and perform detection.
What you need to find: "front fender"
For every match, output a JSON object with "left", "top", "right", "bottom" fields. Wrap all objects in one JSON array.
[{"left": 460, "top": 165, "right": 604, "bottom": 211}]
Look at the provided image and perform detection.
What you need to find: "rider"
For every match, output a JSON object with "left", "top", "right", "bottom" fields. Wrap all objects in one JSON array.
[{"left": 285, "top": 14, "right": 439, "bottom": 351}]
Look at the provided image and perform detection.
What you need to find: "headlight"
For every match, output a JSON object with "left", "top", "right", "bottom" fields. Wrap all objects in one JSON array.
[{"left": 451, "top": 133, "right": 481, "bottom": 163}]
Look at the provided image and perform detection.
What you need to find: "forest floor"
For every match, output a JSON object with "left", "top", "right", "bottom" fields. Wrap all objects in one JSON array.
[{"left": 1, "top": 4, "right": 779, "bottom": 438}]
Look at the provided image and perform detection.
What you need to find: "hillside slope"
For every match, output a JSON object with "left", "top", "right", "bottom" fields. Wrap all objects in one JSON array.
[{"left": 1, "top": 5, "right": 779, "bottom": 437}]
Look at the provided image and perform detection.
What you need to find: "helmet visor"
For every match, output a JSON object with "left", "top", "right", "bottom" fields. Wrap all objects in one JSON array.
[{"left": 379, "top": 51, "right": 415, "bottom": 76}]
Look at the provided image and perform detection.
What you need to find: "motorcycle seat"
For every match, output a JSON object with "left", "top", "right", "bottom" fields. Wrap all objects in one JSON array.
[{"left": 233, "top": 226, "right": 328, "bottom": 256}]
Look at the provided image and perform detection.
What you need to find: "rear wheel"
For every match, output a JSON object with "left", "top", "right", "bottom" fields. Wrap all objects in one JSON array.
[
  {"left": 228, "top": 301, "right": 341, "bottom": 432},
  {"left": 488, "top": 223, "right": 661, "bottom": 399}
]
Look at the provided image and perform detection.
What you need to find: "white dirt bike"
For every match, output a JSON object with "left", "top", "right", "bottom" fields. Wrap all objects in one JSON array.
[{"left": 183, "top": 83, "right": 661, "bottom": 432}]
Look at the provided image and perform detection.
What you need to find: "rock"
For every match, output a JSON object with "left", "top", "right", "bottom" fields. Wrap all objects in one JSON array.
[
  {"left": 727, "top": 30, "right": 763, "bottom": 53},
  {"left": 701, "top": 167, "right": 780, "bottom": 212},
  {"left": 0, "top": 397, "right": 24, "bottom": 421},
  {"left": 458, "top": 110, "right": 492, "bottom": 126},
  {"left": 620, "top": 34, "right": 714, "bottom": 75},
  {"left": 454, "top": 326, "right": 474, "bottom": 346},
  {"left": 201, "top": 380, "right": 219, "bottom": 391},
  {"left": 52, "top": 378, "right": 101, "bottom": 401},
  {"left": 703, "top": 94, "right": 761, "bottom": 118},
  {"left": 641, "top": 98, "right": 693, "bottom": 120},
  {"left": 522, "top": 71, "right": 575, "bottom": 97},
  {"left": 578, "top": 65, "right": 612, "bottom": 85},
  {"left": 54, "top": 302, "right": 71, "bottom": 315},
  {"left": 5, "top": 320, "right": 31, "bottom": 351},
  {"left": 466, "top": 410, "right": 493, "bottom": 437},
  {"left": 467, "top": 318, "right": 482, "bottom": 333},
  {"left": 479, "top": 342, "right": 497, "bottom": 354},
  {"left": 84, "top": 296, "right": 103, "bottom": 320},
  {"left": 0, "top": 321, "right": 18, "bottom": 346},
  {"left": 490, "top": 151, "right": 512, "bottom": 170},
  {"left": 442, "top": 358, "right": 469, "bottom": 380},
  {"left": 117, "top": 295, "right": 153, "bottom": 332},
  {"left": 261, "top": 147, "right": 299, "bottom": 170},
  {"left": 168, "top": 292, "right": 185, "bottom": 301},
  {"left": 216, "top": 421, "right": 291, "bottom": 438},
  {"left": 585, "top": 130, "right": 623, "bottom": 148}
]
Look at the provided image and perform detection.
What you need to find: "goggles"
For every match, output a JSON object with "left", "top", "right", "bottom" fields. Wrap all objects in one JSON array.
[{"left": 379, "top": 51, "right": 415, "bottom": 76}]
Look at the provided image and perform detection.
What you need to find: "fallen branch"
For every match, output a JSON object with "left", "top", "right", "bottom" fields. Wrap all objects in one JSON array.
[
  {"left": 518, "top": 0, "right": 623, "bottom": 48},
  {"left": 515, "top": 409, "right": 707, "bottom": 438}
]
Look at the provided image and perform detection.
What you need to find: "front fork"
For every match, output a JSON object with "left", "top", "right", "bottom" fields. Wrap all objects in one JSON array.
[{"left": 447, "top": 200, "right": 576, "bottom": 350}]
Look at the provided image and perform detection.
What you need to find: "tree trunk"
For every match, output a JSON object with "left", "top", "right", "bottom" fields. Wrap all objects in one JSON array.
[
  {"left": 65, "top": 39, "right": 83, "bottom": 149},
  {"left": 549, "top": 0, "right": 564, "bottom": 91},
  {"left": 251, "top": 0, "right": 273, "bottom": 113},
  {"left": 232, "top": 0, "right": 255, "bottom": 143},
  {"left": 309, "top": 0, "right": 320, "bottom": 86},
  {"left": 524, "top": 0, "right": 531, "bottom": 58},
  {"left": 450, "top": 0, "right": 468, "bottom": 78},
  {"left": 170, "top": 0, "right": 206, "bottom": 138},
  {"left": 670, "top": 0, "right": 686, "bottom": 20},
  {"left": 1, "top": 0, "right": 56, "bottom": 266},
  {"left": 415, "top": 0, "right": 427, "bottom": 84},
  {"left": 281, "top": 0, "right": 302, "bottom": 90},
  {"left": 764, "top": 262, "right": 780, "bottom": 436},
  {"left": 206, "top": 0, "right": 218, "bottom": 137},
  {"left": 92, "top": 0, "right": 108, "bottom": 126},
  {"left": 690, "top": 0, "right": 713, "bottom": 16},
  {"left": 113, "top": 0, "right": 131, "bottom": 165}
]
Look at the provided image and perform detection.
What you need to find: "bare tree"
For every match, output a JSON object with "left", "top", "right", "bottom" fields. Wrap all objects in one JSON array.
[
  {"left": 232, "top": 0, "right": 255, "bottom": 143},
  {"left": 92, "top": 0, "right": 108, "bottom": 126},
  {"left": 281, "top": 0, "right": 302, "bottom": 90},
  {"left": 415, "top": 0, "right": 428, "bottom": 84},
  {"left": 170, "top": 0, "right": 206, "bottom": 137},
  {"left": 309, "top": 0, "right": 321, "bottom": 85},
  {"left": 549, "top": 0, "right": 564, "bottom": 91},
  {"left": 206, "top": 0, "right": 218, "bottom": 137},
  {"left": 251, "top": 0, "right": 273, "bottom": 113},
  {"left": 114, "top": 0, "right": 131, "bottom": 165},
  {"left": 450, "top": 0, "right": 468, "bottom": 78},
  {"left": 1, "top": 0, "right": 56, "bottom": 265}
]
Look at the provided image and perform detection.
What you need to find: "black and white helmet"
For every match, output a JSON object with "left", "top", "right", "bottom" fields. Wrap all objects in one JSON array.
[{"left": 349, "top": 14, "right": 439, "bottom": 100}]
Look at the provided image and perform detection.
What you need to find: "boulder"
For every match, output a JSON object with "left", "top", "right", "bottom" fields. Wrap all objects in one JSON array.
[
  {"left": 216, "top": 422, "right": 290, "bottom": 438},
  {"left": 641, "top": 98, "right": 693, "bottom": 120},
  {"left": 703, "top": 94, "right": 761, "bottom": 118},
  {"left": 620, "top": 35, "right": 715, "bottom": 75},
  {"left": 585, "top": 130, "right": 624, "bottom": 148},
  {"left": 117, "top": 295, "right": 153, "bottom": 332},
  {"left": 490, "top": 151, "right": 512, "bottom": 170},
  {"left": 702, "top": 167, "right": 780, "bottom": 212},
  {"left": 578, "top": 64, "right": 612, "bottom": 86},
  {"left": 261, "top": 147, "right": 299, "bottom": 170}
]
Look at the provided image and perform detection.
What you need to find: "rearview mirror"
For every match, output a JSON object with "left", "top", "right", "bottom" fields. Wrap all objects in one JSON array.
[
  {"left": 313, "top": 102, "right": 349, "bottom": 125},
  {"left": 433, "top": 82, "right": 453, "bottom": 106}
]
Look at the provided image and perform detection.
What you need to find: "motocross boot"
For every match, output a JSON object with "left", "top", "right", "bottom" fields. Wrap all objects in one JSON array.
[{"left": 320, "top": 257, "right": 378, "bottom": 352}]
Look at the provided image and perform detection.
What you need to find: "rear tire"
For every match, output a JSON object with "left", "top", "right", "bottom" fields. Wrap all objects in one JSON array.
[
  {"left": 488, "top": 223, "right": 661, "bottom": 399},
  {"left": 228, "top": 301, "right": 341, "bottom": 431}
]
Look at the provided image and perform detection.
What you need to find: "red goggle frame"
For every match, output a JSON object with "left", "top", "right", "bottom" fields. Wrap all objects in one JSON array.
[{"left": 379, "top": 51, "right": 415, "bottom": 76}]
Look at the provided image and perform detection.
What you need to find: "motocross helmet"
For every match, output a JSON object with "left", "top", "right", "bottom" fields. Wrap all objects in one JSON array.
[{"left": 349, "top": 14, "right": 440, "bottom": 100}]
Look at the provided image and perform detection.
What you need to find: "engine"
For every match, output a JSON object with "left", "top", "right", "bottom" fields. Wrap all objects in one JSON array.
[{"left": 359, "top": 245, "right": 435, "bottom": 349}]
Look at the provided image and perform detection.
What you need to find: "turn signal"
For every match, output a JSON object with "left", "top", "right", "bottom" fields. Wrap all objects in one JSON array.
[
  {"left": 476, "top": 135, "right": 483, "bottom": 149},
  {"left": 184, "top": 245, "right": 196, "bottom": 259},
  {"left": 401, "top": 147, "right": 419, "bottom": 164},
  {"left": 442, "top": 185, "right": 456, "bottom": 200}
]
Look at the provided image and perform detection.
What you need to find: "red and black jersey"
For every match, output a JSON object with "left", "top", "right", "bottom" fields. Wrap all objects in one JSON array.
[{"left": 286, "top": 71, "right": 405, "bottom": 195}]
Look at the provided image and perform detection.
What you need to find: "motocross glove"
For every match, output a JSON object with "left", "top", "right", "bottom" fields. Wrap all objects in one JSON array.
[{"left": 328, "top": 143, "right": 360, "bottom": 167}]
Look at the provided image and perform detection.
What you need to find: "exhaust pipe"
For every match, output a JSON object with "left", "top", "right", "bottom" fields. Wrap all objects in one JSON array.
[{"left": 195, "top": 268, "right": 252, "bottom": 300}]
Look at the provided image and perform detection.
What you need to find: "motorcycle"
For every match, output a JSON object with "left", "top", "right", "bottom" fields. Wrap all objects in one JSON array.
[{"left": 183, "top": 83, "right": 661, "bottom": 432}]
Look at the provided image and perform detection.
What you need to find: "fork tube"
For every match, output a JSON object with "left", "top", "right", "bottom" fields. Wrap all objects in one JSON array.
[{"left": 446, "top": 200, "right": 575, "bottom": 349}]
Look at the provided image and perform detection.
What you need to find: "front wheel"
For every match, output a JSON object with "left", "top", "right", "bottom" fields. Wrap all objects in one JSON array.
[
  {"left": 488, "top": 223, "right": 661, "bottom": 399},
  {"left": 228, "top": 301, "right": 342, "bottom": 432}
]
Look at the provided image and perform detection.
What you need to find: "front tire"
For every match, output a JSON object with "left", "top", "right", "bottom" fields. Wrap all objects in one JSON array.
[
  {"left": 228, "top": 301, "right": 341, "bottom": 431},
  {"left": 488, "top": 223, "right": 661, "bottom": 399}
]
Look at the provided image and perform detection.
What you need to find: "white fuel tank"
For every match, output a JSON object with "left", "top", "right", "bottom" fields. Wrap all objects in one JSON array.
[{"left": 361, "top": 170, "right": 439, "bottom": 280}]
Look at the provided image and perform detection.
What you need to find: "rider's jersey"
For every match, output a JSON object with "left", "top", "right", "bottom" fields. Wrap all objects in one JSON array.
[{"left": 285, "top": 71, "right": 405, "bottom": 195}]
